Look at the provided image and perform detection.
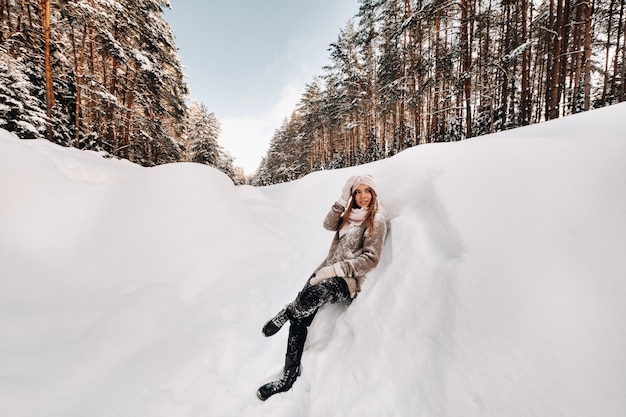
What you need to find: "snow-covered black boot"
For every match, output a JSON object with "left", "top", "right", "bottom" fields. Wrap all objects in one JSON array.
[
  {"left": 262, "top": 306, "right": 289, "bottom": 337},
  {"left": 256, "top": 358, "right": 301, "bottom": 401}
]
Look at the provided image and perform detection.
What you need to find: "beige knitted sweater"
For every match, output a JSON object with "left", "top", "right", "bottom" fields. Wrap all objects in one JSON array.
[{"left": 315, "top": 202, "right": 388, "bottom": 297}]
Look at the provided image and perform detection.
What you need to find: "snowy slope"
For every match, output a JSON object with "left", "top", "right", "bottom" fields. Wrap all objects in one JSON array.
[{"left": 1, "top": 103, "right": 626, "bottom": 417}]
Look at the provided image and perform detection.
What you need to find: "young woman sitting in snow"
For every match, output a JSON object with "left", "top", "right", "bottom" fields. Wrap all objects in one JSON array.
[{"left": 257, "top": 175, "right": 388, "bottom": 401}]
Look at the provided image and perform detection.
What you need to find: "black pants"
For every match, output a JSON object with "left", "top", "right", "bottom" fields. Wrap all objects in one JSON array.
[{"left": 284, "top": 277, "right": 351, "bottom": 367}]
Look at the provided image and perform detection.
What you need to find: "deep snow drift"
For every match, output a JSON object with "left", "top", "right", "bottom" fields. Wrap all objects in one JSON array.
[{"left": 1, "top": 103, "right": 626, "bottom": 417}]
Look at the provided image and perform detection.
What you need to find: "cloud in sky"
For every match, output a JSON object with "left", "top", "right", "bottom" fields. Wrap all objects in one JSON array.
[
  {"left": 164, "top": 1, "right": 359, "bottom": 174},
  {"left": 219, "top": 73, "right": 307, "bottom": 174},
  {"left": 218, "top": 33, "right": 337, "bottom": 173}
]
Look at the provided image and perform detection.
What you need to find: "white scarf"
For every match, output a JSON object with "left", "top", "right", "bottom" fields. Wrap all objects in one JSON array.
[{"left": 339, "top": 207, "right": 369, "bottom": 237}]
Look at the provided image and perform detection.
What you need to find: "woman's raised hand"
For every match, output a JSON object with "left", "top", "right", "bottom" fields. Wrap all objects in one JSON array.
[{"left": 337, "top": 175, "right": 357, "bottom": 207}]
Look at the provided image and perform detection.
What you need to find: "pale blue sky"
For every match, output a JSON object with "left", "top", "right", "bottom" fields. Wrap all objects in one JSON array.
[{"left": 164, "top": 1, "right": 359, "bottom": 173}]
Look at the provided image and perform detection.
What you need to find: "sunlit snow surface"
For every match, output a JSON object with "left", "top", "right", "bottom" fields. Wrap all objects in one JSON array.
[{"left": 1, "top": 103, "right": 626, "bottom": 417}]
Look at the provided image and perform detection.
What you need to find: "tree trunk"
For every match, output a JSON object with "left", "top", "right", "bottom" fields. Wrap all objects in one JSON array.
[
  {"left": 622, "top": 11, "right": 626, "bottom": 101},
  {"left": 70, "top": 24, "right": 88, "bottom": 148},
  {"left": 41, "top": 0, "right": 54, "bottom": 141},
  {"left": 430, "top": 10, "right": 441, "bottom": 141},
  {"left": 611, "top": 0, "right": 624, "bottom": 99},
  {"left": 546, "top": 0, "right": 565, "bottom": 120},
  {"left": 460, "top": 0, "right": 472, "bottom": 138},
  {"left": 583, "top": 0, "right": 593, "bottom": 111},
  {"left": 499, "top": 3, "right": 511, "bottom": 128},
  {"left": 602, "top": 0, "right": 616, "bottom": 103},
  {"left": 571, "top": 2, "right": 583, "bottom": 113},
  {"left": 521, "top": 0, "right": 531, "bottom": 124}
]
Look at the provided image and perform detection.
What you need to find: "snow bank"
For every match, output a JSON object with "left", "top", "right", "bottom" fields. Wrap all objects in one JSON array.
[{"left": 1, "top": 103, "right": 626, "bottom": 417}]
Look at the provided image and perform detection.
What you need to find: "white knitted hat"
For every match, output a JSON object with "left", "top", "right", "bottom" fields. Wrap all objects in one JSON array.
[{"left": 351, "top": 175, "right": 377, "bottom": 194}]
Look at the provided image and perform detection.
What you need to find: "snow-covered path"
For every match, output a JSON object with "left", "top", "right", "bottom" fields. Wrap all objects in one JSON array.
[{"left": 1, "top": 103, "right": 626, "bottom": 417}]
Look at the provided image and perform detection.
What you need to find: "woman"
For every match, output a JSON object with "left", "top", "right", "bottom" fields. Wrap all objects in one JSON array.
[{"left": 257, "top": 175, "right": 387, "bottom": 401}]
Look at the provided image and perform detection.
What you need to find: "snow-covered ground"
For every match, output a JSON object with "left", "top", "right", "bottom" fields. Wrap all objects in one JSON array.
[{"left": 1, "top": 103, "right": 626, "bottom": 417}]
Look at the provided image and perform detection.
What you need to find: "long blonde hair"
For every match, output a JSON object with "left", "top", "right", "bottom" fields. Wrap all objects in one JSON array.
[{"left": 339, "top": 188, "right": 379, "bottom": 232}]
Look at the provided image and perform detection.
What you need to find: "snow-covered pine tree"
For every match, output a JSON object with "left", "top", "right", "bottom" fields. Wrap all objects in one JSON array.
[
  {"left": 126, "top": 0, "right": 188, "bottom": 164},
  {"left": 0, "top": 51, "right": 49, "bottom": 139},
  {"left": 186, "top": 101, "right": 221, "bottom": 166},
  {"left": 0, "top": 0, "right": 188, "bottom": 165},
  {"left": 183, "top": 102, "right": 247, "bottom": 184}
]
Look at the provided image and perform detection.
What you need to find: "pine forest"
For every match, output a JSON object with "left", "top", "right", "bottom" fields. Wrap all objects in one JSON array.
[
  {"left": 1, "top": 1, "right": 624, "bottom": 186},
  {"left": 0, "top": 0, "right": 240, "bottom": 182},
  {"left": 252, "top": 0, "right": 626, "bottom": 185}
]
